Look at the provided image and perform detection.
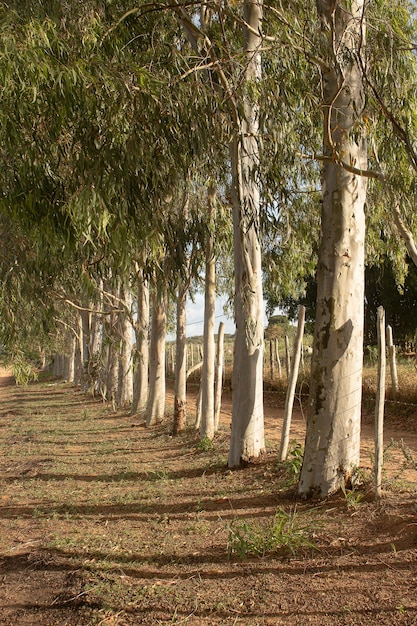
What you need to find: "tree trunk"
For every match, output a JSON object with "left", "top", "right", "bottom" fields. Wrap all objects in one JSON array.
[
  {"left": 146, "top": 283, "right": 167, "bottom": 427},
  {"left": 132, "top": 269, "right": 150, "bottom": 415},
  {"left": 67, "top": 333, "right": 76, "bottom": 383},
  {"left": 105, "top": 285, "right": 120, "bottom": 405},
  {"left": 118, "top": 288, "right": 133, "bottom": 407},
  {"left": 200, "top": 186, "right": 217, "bottom": 441},
  {"left": 228, "top": 0, "right": 265, "bottom": 467},
  {"left": 80, "top": 308, "right": 90, "bottom": 390},
  {"left": 73, "top": 314, "right": 83, "bottom": 387},
  {"left": 173, "top": 281, "right": 187, "bottom": 435},
  {"left": 298, "top": 0, "right": 367, "bottom": 498}
]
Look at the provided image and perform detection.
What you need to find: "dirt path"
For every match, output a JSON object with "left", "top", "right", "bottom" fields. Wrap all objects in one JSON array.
[
  {"left": 0, "top": 373, "right": 417, "bottom": 625},
  {"left": 183, "top": 384, "right": 417, "bottom": 486},
  {"left": 0, "top": 368, "right": 14, "bottom": 388}
]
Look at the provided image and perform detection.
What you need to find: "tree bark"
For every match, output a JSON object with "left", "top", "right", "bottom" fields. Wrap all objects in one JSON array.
[
  {"left": 228, "top": 0, "right": 265, "bottom": 467},
  {"left": 173, "top": 281, "right": 187, "bottom": 434},
  {"left": 66, "top": 333, "right": 76, "bottom": 383},
  {"left": 105, "top": 284, "right": 120, "bottom": 405},
  {"left": 118, "top": 288, "right": 133, "bottom": 407},
  {"left": 146, "top": 282, "right": 167, "bottom": 427},
  {"left": 132, "top": 269, "right": 150, "bottom": 415},
  {"left": 393, "top": 205, "right": 417, "bottom": 267},
  {"left": 299, "top": 0, "right": 368, "bottom": 497},
  {"left": 200, "top": 186, "right": 217, "bottom": 441}
]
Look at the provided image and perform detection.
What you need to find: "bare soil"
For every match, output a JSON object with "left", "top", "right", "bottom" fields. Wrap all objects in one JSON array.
[{"left": 1, "top": 368, "right": 417, "bottom": 625}]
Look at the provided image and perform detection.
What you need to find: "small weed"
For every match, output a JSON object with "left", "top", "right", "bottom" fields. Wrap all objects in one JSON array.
[
  {"left": 227, "top": 507, "right": 316, "bottom": 560},
  {"left": 32, "top": 507, "right": 46, "bottom": 519},
  {"left": 340, "top": 485, "right": 364, "bottom": 509},
  {"left": 147, "top": 468, "right": 170, "bottom": 481},
  {"left": 283, "top": 440, "right": 303, "bottom": 477},
  {"left": 196, "top": 437, "right": 213, "bottom": 452}
]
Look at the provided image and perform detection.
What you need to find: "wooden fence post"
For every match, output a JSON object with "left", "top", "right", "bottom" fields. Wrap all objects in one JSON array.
[
  {"left": 214, "top": 322, "right": 225, "bottom": 432},
  {"left": 375, "top": 306, "right": 386, "bottom": 500},
  {"left": 386, "top": 325, "right": 399, "bottom": 399},
  {"left": 275, "top": 338, "right": 282, "bottom": 380},
  {"left": 285, "top": 335, "right": 291, "bottom": 380},
  {"left": 279, "top": 306, "right": 305, "bottom": 461},
  {"left": 269, "top": 339, "right": 275, "bottom": 381}
]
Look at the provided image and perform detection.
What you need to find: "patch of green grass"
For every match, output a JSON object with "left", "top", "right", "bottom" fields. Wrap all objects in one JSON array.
[
  {"left": 340, "top": 484, "right": 365, "bottom": 509},
  {"left": 196, "top": 436, "right": 213, "bottom": 452},
  {"left": 227, "top": 507, "right": 316, "bottom": 560},
  {"left": 147, "top": 467, "right": 170, "bottom": 481},
  {"left": 283, "top": 440, "right": 303, "bottom": 477}
]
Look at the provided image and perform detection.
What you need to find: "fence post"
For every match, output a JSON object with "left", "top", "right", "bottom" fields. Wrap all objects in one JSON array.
[
  {"left": 386, "top": 325, "right": 399, "bottom": 399},
  {"left": 269, "top": 339, "right": 275, "bottom": 381},
  {"left": 279, "top": 306, "right": 305, "bottom": 461},
  {"left": 285, "top": 335, "right": 291, "bottom": 380},
  {"left": 375, "top": 306, "right": 386, "bottom": 500}
]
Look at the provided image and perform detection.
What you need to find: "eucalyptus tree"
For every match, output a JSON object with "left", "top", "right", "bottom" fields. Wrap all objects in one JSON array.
[
  {"left": 298, "top": 0, "right": 368, "bottom": 497},
  {"left": 131, "top": 259, "right": 150, "bottom": 415},
  {"left": 0, "top": 3, "right": 205, "bottom": 377},
  {"left": 146, "top": 270, "right": 168, "bottom": 427},
  {"left": 170, "top": 1, "right": 266, "bottom": 465},
  {"left": 199, "top": 185, "right": 217, "bottom": 441}
]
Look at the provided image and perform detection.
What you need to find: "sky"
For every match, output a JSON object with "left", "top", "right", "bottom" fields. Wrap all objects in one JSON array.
[
  {"left": 182, "top": 293, "right": 274, "bottom": 339},
  {"left": 184, "top": 293, "right": 235, "bottom": 338}
]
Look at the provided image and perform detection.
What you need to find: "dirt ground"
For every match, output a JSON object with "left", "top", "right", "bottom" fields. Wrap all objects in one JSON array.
[{"left": 1, "top": 367, "right": 417, "bottom": 625}]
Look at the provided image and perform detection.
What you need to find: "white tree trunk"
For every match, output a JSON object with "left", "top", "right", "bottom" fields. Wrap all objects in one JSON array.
[
  {"left": 67, "top": 333, "right": 76, "bottom": 383},
  {"left": 146, "top": 283, "right": 167, "bottom": 427},
  {"left": 118, "top": 288, "right": 133, "bottom": 407},
  {"left": 299, "top": 0, "right": 367, "bottom": 497},
  {"left": 228, "top": 0, "right": 265, "bottom": 467},
  {"left": 73, "top": 314, "right": 83, "bottom": 387},
  {"left": 105, "top": 285, "right": 120, "bottom": 405},
  {"left": 132, "top": 269, "right": 150, "bottom": 415},
  {"left": 80, "top": 308, "right": 90, "bottom": 387},
  {"left": 173, "top": 281, "right": 187, "bottom": 434},
  {"left": 200, "top": 186, "right": 217, "bottom": 441}
]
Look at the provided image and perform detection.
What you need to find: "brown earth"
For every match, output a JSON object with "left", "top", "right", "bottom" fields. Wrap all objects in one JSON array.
[{"left": 0, "top": 367, "right": 417, "bottom": 625}]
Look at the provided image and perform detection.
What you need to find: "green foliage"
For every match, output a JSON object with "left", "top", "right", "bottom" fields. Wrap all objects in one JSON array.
[
  {"left": 196, "top": 437, "right": 213, "bottom": 452},
  {"left": 6, "top": 350, "right": 38, "bottom": 386},
  {"left": 340, "top": 485, "right": 365, "bottom": 509},
  {"left": 147, "top": 468, "right": 170, "bottom": 482},
  {"left": 283, "top": 440, "right": 304, "bottom": 478},
  {"left": 365, "top": 259, "right": 417, "bottom": 345},
  {"left": 227, "top": 507, "right": 316, "bottom": 560},
  {"left": 265, "top": 315, "right": 293, "bottom": 340}
]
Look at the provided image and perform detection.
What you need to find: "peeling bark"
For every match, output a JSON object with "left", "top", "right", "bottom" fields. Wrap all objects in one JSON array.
[{"left": 299, "top": 0, "right": 367, "bottom": 497}]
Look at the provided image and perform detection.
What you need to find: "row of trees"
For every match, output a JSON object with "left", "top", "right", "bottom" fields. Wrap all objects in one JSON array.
[{"left": 2, "top": 1, "right": 417, "bottom": 497}]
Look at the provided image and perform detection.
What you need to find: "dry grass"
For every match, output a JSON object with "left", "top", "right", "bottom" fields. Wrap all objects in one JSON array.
[{"left": 0, "top": 368, "right": 417, "bottom": 625}]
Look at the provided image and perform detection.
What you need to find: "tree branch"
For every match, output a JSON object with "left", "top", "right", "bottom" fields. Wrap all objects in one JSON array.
[{"left": 393, "top": 205, "right": 417, "bottom": 267}]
